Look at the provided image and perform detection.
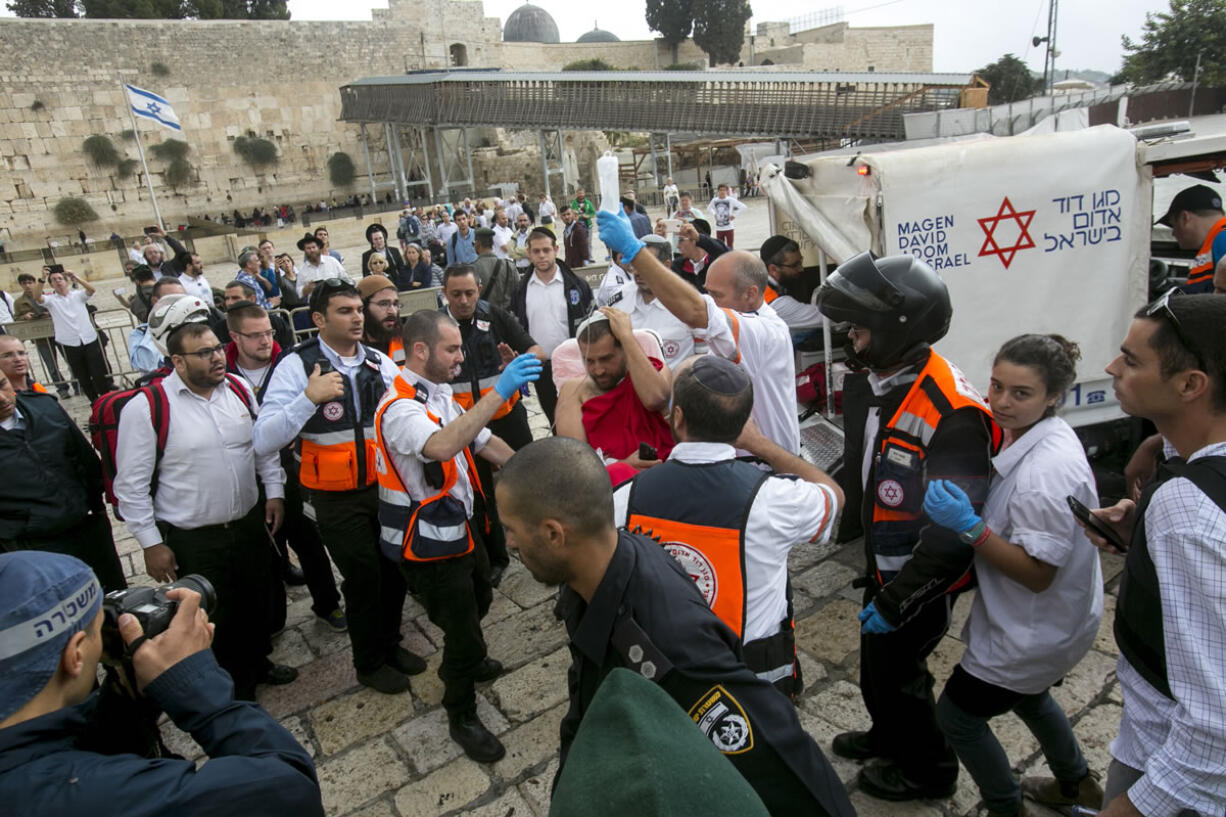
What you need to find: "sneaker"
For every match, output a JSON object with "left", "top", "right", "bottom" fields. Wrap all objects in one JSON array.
[
  {"left": 356, "top": 664, "right": 411, "bottom": 694},
  {"left": 857, "top": 762, "right": 956, "bottom": 802},
  {"left": 316, "top": 608, "right": 348, "bottom": 633},
  {"left": 1021, "top": 771, "right": 1103, "bottom": 810}
]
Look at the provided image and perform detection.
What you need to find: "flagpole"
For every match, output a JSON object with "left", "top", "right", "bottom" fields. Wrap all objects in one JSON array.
[{"left": 121, "top": 79, "right": 164, "bottom": 230}]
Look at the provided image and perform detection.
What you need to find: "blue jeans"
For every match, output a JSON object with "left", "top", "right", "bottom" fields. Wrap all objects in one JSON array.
[{"left": 936, "top": 665, "right": 1088, "bottom": 815}]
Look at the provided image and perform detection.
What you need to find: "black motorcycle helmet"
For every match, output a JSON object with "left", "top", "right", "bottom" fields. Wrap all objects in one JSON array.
[{"left": 815, "top": 251, "right": 952, "bottom": 370}]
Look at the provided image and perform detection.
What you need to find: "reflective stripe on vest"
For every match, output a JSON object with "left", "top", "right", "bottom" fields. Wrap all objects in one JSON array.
[
  {"left": 1186, "top": 217, "right": 1226, "bottom": 289},
  {"left": 388, "top": 337, "right": 405, "bottom": 366},
  {"left": 452, "top": 375, "right": 519, "bottom": 419},
  {"left": 295, "top": 339, "right": 384, "bottom": 492},
  {"left": 869, "top": 353, "right": 998, "bottom": 581},
  {"left": 373, "top": 376, "right": 481, "bottom": 562},
  {"left": 625, "top": 459, "right": 767, "bottom": 640},
  {"left": 764, "top": 280, "right": 781, "bottom": 304}
]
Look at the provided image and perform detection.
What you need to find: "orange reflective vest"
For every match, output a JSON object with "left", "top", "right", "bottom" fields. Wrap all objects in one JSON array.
[
  {"left": 625, "top": 458, "right": 769, "bottom": 639},
  {"left": 868, "top": 352, "right": 998, "bottom": 584},
  {"left": 294, "top": 338, "right": 384, "bottom": 493},
  {"left": 447, "top": 302, "right": 519, "bottom": 420},
  {"left": 1184, "top": 217, "right": 1226, "bottom": 292},
  {"left": 388, "top": 337, "right": 405, "bottom": 366},
  {"left": 373, "top": 375, "right": 481, "bottom": 562},
  {"left": 764, "top": 279, "right": 782, "bottom": 304},
  {"left": 30, "top": 381, "right": 48, "bottom": 394}
]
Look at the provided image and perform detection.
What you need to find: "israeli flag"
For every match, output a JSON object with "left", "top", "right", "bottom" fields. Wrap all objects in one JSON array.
[{"left": 124, "top": 84, "right": 182, "bottom": 132}]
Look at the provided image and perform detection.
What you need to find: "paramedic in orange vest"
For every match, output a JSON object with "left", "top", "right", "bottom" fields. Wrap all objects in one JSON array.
[
  {"left": 357, "top": 275, "right": 405, "bottom": 365},
  {"left": 612, "top": 355, "right": 843, "bottom": 698},
  {"left": 758, "top": 235, "right": 824, "bottom": 335},
  {"left": 253, "top": 279, "right": 423, "bottom": 696},
  {"left": 440, "top": 265, "right": 544, "bottom": 585},
  {"left": 815, "top": 252, "right": 996, "bottom": 803},
  {"left": 374, "top": 309, "right": 540, "bottom": 764},
  {"left": 1157, "top": 184, "right": 1226, "bottom": 295}
]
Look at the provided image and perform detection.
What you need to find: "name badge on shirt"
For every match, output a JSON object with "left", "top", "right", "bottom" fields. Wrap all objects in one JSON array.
[
  {"left": 475, "top": 319, "right": 490, "bottom": 332},
  {"left": 885, "top": 448, "right": 917, "bottom": 468}
]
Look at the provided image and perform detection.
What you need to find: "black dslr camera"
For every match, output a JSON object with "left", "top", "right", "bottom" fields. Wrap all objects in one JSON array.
[{"left": 100, "top": 575, "right": 217, "bottom": 664}]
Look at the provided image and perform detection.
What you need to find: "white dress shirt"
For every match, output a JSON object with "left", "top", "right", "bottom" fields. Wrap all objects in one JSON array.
[
  {"left": 524, "top": 268, "right": 570, "bottom": 358},
  {"left": 492, "top": 224, "right": 513, "bottom": 259},
  {"left": 699, "top": 297, "right": 800, "bottom": 454},
  {"left": 42, "top": 289, "right": 97, "bottom": 346},
  {"left": 1111, "top": 439, "right": 1226, "bottom": 817},
  {"left": 0, "top": 406, "right": 23, "bottom": 432},
  {"left": 436, "top": 222, "right": 458, "bottom": 248},
  {"left": 253, "top": 340, "right": 399, "bottom": 456},
  {"left": 0, "top": 291, "right": 15, "bottom": 325},
  {"left": 297, "top": 255, "right": 350, "bottom": 291},
  {"left": 610, "top": 282, "right": 695, "bottom": 370},
  {"left": 960, "top": 416, "right": 1102, "bottom": 694},
  {"left": 538, "top": 200, "right": 556, "bottom": 221},
  {"left": 613, "top": 441, "right": 838, "bottom": 643},
  {"left": 178, "top": 271, "right": 213, "bottom": 302},
  {"left": 379, "top": 369, "right": 489, "bottom": 514},
  {"left": 114, "top": 371, "right": 285, "bottom": 548}
]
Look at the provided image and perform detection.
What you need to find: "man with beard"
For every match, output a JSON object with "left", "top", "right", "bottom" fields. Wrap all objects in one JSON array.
[
  {"left": 254, "top": 281, "right": 419, "bottom": 695},
  {"left": 555, "top": 308, "right": 673, "bottom": 469},
  {"left": 225, "top": 302, "right": 346, "bottom": 634},
  {"left": 114, "top": 321, "right": 296, "bottom": 701},
  {"left": 373, "top": 310, "right": 540, "bottom": 762},
  {"left": 357, "top": 275, "right": 404, "bottom": 365},
  {"left": 440, "top": 265, "right": 543, "bottom": 584},
  {"left": 295, "top": 232, "right": 349, "bottom": 296},
  {"left": 496, "top": 437, "right": 855, "bottom": 817},
  {"left": 758, "top": 236, "right": 824, "bottom": 335}
]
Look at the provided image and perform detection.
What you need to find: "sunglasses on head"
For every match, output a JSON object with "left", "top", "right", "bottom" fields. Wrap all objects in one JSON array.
[{"left": 1145, "top": 288, "right": 1206, "bottom": 371}]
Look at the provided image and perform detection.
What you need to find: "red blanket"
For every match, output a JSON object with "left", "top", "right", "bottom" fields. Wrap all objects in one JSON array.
[{"left": 582, "top": 359, "right": 675, "bottom": 462}]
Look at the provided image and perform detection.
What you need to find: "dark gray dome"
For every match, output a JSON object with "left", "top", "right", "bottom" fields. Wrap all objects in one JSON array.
[
  {"left": 503, "top": 3, "right": 560, "bottom": 44},
  {"left": 577, "top": 26, "right": 620, "bottom": 43}
]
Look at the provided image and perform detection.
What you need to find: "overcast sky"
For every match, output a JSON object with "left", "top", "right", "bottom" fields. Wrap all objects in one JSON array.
[{"left": 282, "top": 0, "right": 1160, "bottom": 75}]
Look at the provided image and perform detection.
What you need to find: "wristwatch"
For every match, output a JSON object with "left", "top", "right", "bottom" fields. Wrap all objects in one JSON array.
[{"left": 958, "top": 519, "right": 988, "bottom": 546}]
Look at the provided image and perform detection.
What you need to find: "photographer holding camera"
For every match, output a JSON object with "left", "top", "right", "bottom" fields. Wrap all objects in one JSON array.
[{"left": 0, "top": 551, "right": 324, "bottom": 815}]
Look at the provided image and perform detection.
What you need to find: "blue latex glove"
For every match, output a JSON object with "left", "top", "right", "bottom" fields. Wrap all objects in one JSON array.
[
  {"left": 922, "top": 478, "right": 980, "bottom": 534},
  {"left": 495, "top": 353, "right": 543, "bottom": 400},
  {"left": 859, "top": 601, "right": 896, "bottom": 635},
  {"left": 596, "top": 208, "right": 646, "bottom": 263}
]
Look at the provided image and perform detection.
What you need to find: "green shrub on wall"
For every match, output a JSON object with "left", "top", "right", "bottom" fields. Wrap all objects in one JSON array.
[
  {"left": 328, "top": 151, "right": 356, "bottom": 187},
  {"left": 82, "top": 135, "right": 122, "bottom": 167},
  {"left": 234, "top": 136, "right": 278, "bottom": 167},
  {"left": 54, "top": 197, "right": 99, "bottom": 226}
]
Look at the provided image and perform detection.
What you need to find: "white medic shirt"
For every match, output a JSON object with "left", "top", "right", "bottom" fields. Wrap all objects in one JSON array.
[
  {"left": 698, "top": 296, "right": 800, "bottom": 454},
  {"left": 610, "top": 281, "right": 695, "bottom": 370},
  {"left": 612, "top": 441, "right": 838, "bottom": 643},
  {"left": 960, "top": 415, "right": 1103, "bottom": 694}
]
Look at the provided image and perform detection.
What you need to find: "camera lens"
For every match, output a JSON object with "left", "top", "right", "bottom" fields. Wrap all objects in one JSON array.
[{"left": 168, "top": 574, "right": 218, "bottom": 617}]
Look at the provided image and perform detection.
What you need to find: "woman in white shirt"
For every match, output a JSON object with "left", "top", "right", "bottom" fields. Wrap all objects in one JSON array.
[{"left": 923, "top": 334, "right": 1104, "bottom": 817}]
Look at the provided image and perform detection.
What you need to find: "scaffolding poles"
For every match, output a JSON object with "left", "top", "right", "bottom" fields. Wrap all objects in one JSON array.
[
  {"left": 538, "top": 129, "right": 566, "bottom": 201},
  {"left": 360, "top": 123, "right": 378, "bottom": 204}
]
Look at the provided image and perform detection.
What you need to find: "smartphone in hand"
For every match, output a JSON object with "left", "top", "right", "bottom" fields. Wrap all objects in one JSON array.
[
  {"left": 1067, "top": 495, "right": 1128, "bottom": 552},
  {"left": 638, "top": 442, "right": 658, "bottom": 461}
]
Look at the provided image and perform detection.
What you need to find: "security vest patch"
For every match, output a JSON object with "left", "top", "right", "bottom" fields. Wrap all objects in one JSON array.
[{"left": 688, "top": 685, "right": 754, "bottom": 755}]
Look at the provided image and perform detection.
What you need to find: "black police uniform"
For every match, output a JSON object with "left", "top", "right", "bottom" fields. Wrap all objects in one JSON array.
[
  {"left": 840, "top": 361, "right": 993, "bottom": 787},
  {"left": 556, "top": 531, "right": 854, "bottom": 817}
]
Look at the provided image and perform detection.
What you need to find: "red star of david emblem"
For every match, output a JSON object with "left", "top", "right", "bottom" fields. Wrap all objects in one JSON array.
[{"left": 977, "top": 197, "right": 1036, "bottom": 269}]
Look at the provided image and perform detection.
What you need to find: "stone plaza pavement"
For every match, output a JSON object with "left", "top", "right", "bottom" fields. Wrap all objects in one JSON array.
[
  {"left": 88, "top": 391, "right": 1128, "bottom": 817},
  {"left": 55, "top": 198, "right": 1128, "bottom": 815}
]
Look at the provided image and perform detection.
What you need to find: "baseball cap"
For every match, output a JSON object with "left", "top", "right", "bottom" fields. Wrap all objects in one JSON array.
[
  {"left": 356, "top": 275, "right": 396, "bottom": 301},
  {"left": 0, "top": 551, "right": 103, "bottom": 721},
  {"left": 1156, "top": 184, "right": 1224, "bottom": 226}
]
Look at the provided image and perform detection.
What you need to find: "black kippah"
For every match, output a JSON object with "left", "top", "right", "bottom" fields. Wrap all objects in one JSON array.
[
  {"left": 759, "top": 234, "right": 793, "bottom": 264},
  {"left": 691, "top": 356, "right": 750, "bottom": 395}
]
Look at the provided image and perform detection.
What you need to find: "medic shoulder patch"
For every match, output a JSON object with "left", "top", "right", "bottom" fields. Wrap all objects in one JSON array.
[
  {"left": 321, "top": 400, "right": 344, "bottom": 421},
  {"left": 877, "top": 478, "right": 905, "bottom": 508},
  {"left": 689, "top": 685, "right": 754, "bottom": 755},
  {"left": 475, "top": 319, "right": 490, "bottom": 332}
]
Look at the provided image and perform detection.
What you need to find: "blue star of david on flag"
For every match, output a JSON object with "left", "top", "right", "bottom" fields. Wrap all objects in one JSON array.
[{"left": 124, "top": 84, "right": 182, "bottom": 132}]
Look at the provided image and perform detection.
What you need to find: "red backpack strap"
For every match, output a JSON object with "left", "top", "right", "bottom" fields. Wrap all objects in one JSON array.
[
  {"left": 223, "top": 373, "right": 257, "bottom": 418},
  {"left": 142, "top": 381, "right": 171, "bottom": 475}
]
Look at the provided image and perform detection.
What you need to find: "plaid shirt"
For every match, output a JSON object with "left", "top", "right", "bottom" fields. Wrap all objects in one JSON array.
[{"left": 1112, "top": 439, "right": 1226, "bottom": 816}]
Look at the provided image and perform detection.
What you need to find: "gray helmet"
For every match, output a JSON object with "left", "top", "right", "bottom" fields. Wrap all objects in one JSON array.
[
  {"left": 148, "top": 294, "right": 211, "bottom": 356},
  {"left": 815, "top": 252, "right": 951, "bottom": 370}
]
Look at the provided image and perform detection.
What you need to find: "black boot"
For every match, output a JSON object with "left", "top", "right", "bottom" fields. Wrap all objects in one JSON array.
[{"left": 448, "top": 710, "right": 506, "bottom": 763}]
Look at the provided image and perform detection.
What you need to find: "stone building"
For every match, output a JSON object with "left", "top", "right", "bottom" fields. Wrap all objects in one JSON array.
[{"left": 0, "top": 0, "right": 933, "bottom": 247}]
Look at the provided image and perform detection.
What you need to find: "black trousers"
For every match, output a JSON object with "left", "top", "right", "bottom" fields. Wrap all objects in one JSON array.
[
  {"left": 273, "top": 468, "right": 342, "bottom": 618},
  {"left": 163, "top": 504, "right": 274, "bottom": 690},
  {"left": 1, "top": 510, "right": 126, "bottom": 593},
  {"left": 474, "top": 401, "right": 536, "bottom": 569},
  {"left": 33, "top": 338, "right": 68, "bottom": 392},
  {"left": 400, "top": 528, "right": 492, "bottom": 717},
  {"left": 311, "top": 485, "right": 406, "bottom": 674},
  {"left": 859, "top": 587, "right": 960, "bottom": 783},
  {"left": 534, "top": 359, "right": 558, "bottom": 427},
  {"left": 61, "top": 339, "right": 112, "bottom": 402}
]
